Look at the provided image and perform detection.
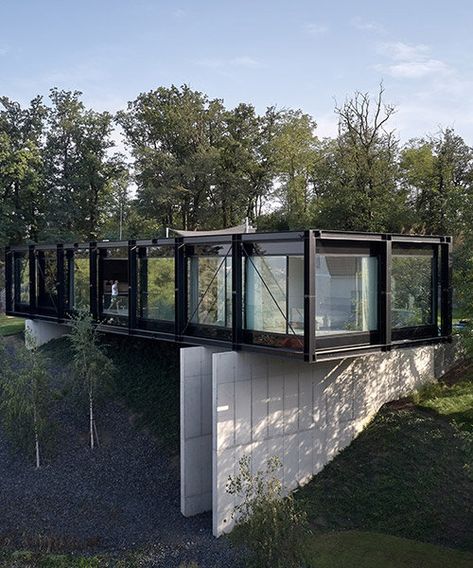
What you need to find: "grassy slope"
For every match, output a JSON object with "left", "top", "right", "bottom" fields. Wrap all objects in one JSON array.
[
  {"left": 298, "top": 375, "right": 473, "bottom": 553},
  {"left": 41, "top": 333, "right": 181, "bottom": 455},
  {"left": 0, "top": 314, "right": 24, "bottom": 336},
  {"left": 305, "top": 531, "right": 473, "bottom": 568}
]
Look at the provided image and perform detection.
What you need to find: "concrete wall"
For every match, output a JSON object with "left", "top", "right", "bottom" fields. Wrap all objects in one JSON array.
[
  {"left": 180, "top": 346, "right": 229, "bottom": 517},
  {"left": 25, "top": 319, "right": 69, "bottom": 348},
  {"left": 210, "top": 343, "right": 454, "bottom": 536}
]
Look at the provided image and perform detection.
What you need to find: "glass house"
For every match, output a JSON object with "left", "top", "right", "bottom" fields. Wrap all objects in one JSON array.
[{"left": 4, "top": 230, "right": 452, "bottom": 362}]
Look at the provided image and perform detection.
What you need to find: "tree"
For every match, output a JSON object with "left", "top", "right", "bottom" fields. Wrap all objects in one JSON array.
[
  {"left": 270, "top": 109, "right": 319, "bottom": 229},
  {"left": 68, "top": 311, "right": 114, "bottom": 449},
  {"left": 227, "top": 455, "right": 309, "bottom": 568},
  {"left": 401, "top": 128, "right": 473, "bottom": 235},
  {"left": 315, "top": 85, "right": 404, "bottom": 232},
  {"left": 0, "top": 95, "right": 47, "bottom": 244},
  {"left": 41, "top": 89, "right": 124, "bottom": 241},
  {"left": 0, "top": 335, "right": 52, "bottom": 468}
]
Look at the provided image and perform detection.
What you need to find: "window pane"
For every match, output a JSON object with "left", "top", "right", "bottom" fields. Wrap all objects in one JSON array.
[
  {"left": 245, "top": 256, "right": 288, "bottom": 334},
  {"left": 73, "top": 250, "right": 90, "bottom": 310},
  {"left": 392, "top": 248, "right": 435, "bottom": 328},
  {"left": 316, "top": 255, "right": 378, "bottom": 335},
  {"left": 138, "top": 247, "right": 175, "bottom": 321},
  {"left": 102, "top": 247, "right": 128, "bottom": 323},
  {"left": 36, "top": 250, "right": 57, "bottom": 311},
  {"left": 187, "top": 246, "right": 232, "bottom": 328},
  {"left": 14, "top": 254, "right": 29, "bottom": 305}
]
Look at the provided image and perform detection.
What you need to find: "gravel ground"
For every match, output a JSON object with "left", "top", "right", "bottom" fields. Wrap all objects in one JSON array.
[{"left": 0, "top": 337, "right": 241, "bottom": 568}]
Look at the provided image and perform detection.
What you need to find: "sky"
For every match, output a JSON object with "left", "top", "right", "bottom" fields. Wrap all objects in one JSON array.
[{"left": 1, "top": 0, "right": 473, "bottom": 143}]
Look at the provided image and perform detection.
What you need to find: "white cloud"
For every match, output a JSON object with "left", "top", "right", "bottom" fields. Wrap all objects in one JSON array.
[
  {"left": 376, "top": 42, "right": 452, "bottom": 79},
  {"left": 0, "top": 47, "right": 8, "bottom": 56},
  {"left": 351, "top": 17, "right": 385, "bottom": 34},
  {"left": 304, "top": 23, "right": 329, "bottom": 35},
  {"left": 172, "top": 8, "right": 186, "bottom": 19}
]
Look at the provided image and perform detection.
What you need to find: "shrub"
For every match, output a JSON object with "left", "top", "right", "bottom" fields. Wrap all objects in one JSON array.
[{"left": 227, "top": 455, "right": 310, "bottom": 568}]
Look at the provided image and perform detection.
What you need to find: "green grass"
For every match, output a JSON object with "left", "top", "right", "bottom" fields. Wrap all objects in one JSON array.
[
  {"left": 0, "top": 549, "right": 134, "bottom": 567},
  {"left": 297, "top": 404, "right": 473, "bottom": 551},
  {"left": 304, "top": 530, "right": 473, "bottom": 568},
  {"left": 414, "top": 375, "right": 473, "bottom": 432},
  {"left": 0, "top": 314, "right": 24, "bottom": 336}
]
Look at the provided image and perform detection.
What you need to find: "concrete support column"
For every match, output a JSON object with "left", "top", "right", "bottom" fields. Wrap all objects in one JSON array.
[{"left": 25, "top": 319, "right": 69, "bottom": 349}]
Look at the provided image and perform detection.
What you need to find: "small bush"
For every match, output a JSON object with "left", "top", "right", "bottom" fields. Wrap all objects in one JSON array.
[{"left": 227, "top": 455, "right": 310, "bottom": 568}]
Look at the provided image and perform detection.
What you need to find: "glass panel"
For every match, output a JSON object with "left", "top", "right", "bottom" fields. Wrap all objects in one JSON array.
[
  {"left": 138, "top": 246, "right": 175, "bottom": 322},
  {"left": 14, "top": 254, "right": 29, "bottom": 306},
  {"left": 187, "top": 245, "right": 232, "bottom": 328},
  {"left": 392, "top": 247, "right": 435, "bottom": 328},
  {"left": 316, "top": 254, "right": 378, "bottom": 335},
  {"left": 244, "top": 254, "right": 304, "bottom": 335},
  {"left": 36, "top": 250, "right": 57, "bottom": 311},
  {"left": 72, "top": 249, "right": 90, "bottom": 310},
  {"left": 101, "top": 247, "right": 128, "bottom": 325}
]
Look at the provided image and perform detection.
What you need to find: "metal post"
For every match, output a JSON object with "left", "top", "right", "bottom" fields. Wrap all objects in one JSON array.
[
  {"left": 56, "top": 244, "right": 65, "bottom": 321},
  {"left": 441, "top": 237, "right": 453, "bottom": 338},
  {"left": 304, "top": 230, "right": 316, "bottom": 362},
  {"left": 175, "top": 237, "right": 186, "bottom": 341},
  {"left": 232, "top": 234, "right": 243, "bottom": 350},
  {"left": 89, "top": 242, "right": 98, "bottom": 320},
  {"left": 4, "top": 247, "right": 13, "bottom": 313},
  {"left": 128, "top": 240, "right": 137, "bottom": 333},
  {"left": 29, "top": 245, "right": 37, "bottom": 314},
  {"left": 380, "top": 236, "right": 392, "bottom": 349}
]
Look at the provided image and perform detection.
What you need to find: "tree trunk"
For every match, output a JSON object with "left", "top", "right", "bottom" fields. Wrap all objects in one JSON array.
[
  {"left": 89, "top": 387, "right": 94, "bottom": 449},
  {"left": 33, "top": 405, "right": 40, "bottom": 468}
]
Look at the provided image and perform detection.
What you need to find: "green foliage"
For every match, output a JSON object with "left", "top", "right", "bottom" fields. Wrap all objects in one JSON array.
[
  {"left": 105, "top": 336, "right": 180, "bottom": 453},
  {"left": 227, "top": 455, "right": 310, "bottom": 568},
  {"left": 413, "top": 375, "right": 473, "bottom": 433},
  {"left": 68, "top": 311, "right": 114, "bottom": 448},
  {"left": 0, "top": 335, "right": 52, "bottom": 467},
  {"left": 303, "top": 530, "right": 473, "bottom": 568},
  {"left": 298, "top": 406, "right": 473, "bottom": 550}
]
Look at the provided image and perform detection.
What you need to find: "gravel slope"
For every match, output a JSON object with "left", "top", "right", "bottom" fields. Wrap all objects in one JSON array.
[{"left": 0, "top": 337, "right": 240, "bottom": 567}]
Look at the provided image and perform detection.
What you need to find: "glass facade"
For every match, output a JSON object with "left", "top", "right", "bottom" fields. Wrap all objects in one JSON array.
[
  {"left": 5, "top": 231, "right": 452, "bottom": 361},
  {"left": 100, "top": 246, "right": 129, "bottom": 326},
  {"left": 392, "top": 246, "right": 437, "bottom": 329},
  {"left": 187, "top": 244, "right": 232, "bottom": 328},
  {"left": 13, "top": 253, "right": 29, "bottom": 308},
  {"left": 316, "top": 254, "right": 378, "bottom": 335},
  {"left": 137, "top": 245, "right": 175, "bottom": 331}
]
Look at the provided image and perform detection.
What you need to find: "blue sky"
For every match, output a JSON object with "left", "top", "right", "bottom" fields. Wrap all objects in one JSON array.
[{"left": 1, "top": 0, "right": 473, "bottom": 142}]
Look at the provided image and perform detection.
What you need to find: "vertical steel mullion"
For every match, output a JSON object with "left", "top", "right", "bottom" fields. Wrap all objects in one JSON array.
[
  {"left": 441, "top": 238, "right": 453, "bottom": 338},
  {"left": 286, "top": 256, "right": 289, "bottom": 335},
  {"left": 89, "top": 242, "right": 98, "bottom": 320},
  {"left": 56, "top": 244, "right": 65, "bottom": 321},
  {"left": 380, "top": 237, "right": 392, "bottom": 349},
  {"left": 175, "top": 237, "right": 186, "bottom": 341},
  {"left": 128, "top": 240, "right": 137, "bottom": 333},
  {"left": 5, "top": 247, "right": 13, "bottom": 313},
  {"left": 304, "top": 230, "right": 316, "bottom": 362},
  {"left": 29, "top": 245, "right": 37, "bottom": 314},
  {"left": 97, "top": 248, "right": 106, "bottom": 320},
  {"left": 232, "top": 234, "right": 242, "bottom": 350}
]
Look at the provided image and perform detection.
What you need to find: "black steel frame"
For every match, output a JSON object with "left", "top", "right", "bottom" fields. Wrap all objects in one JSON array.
[{"left": 4, "top": 230, "right": 453, "bottom": 362}]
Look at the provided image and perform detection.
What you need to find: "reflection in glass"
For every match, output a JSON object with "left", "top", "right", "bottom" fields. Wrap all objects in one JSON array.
[
  {"left": 187, "top": 245, "right": 232, "bottom": 327},
  {"left": 72, "top": 249, "right": 90, "bottom": 310},
  {"left": 36, "top": 250, "right": 57, "bottom": 311},
  {"left": 316, "top": 255, "right": 378, "bottom": 335},
  {"left": 244, "top": 255, "right": 304, "bottom": 335},
  {"left": 138, "top": 247, "right": 175, "bottom": 322},
  {"left": 101, "top": 247, "right": 129, "bottom": 325},
  {"left": 14, "top": 254, "right": 29, "bottom": 306},
  {"left": 392, "top": 248, "right": 435, "bottom": 328}
]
